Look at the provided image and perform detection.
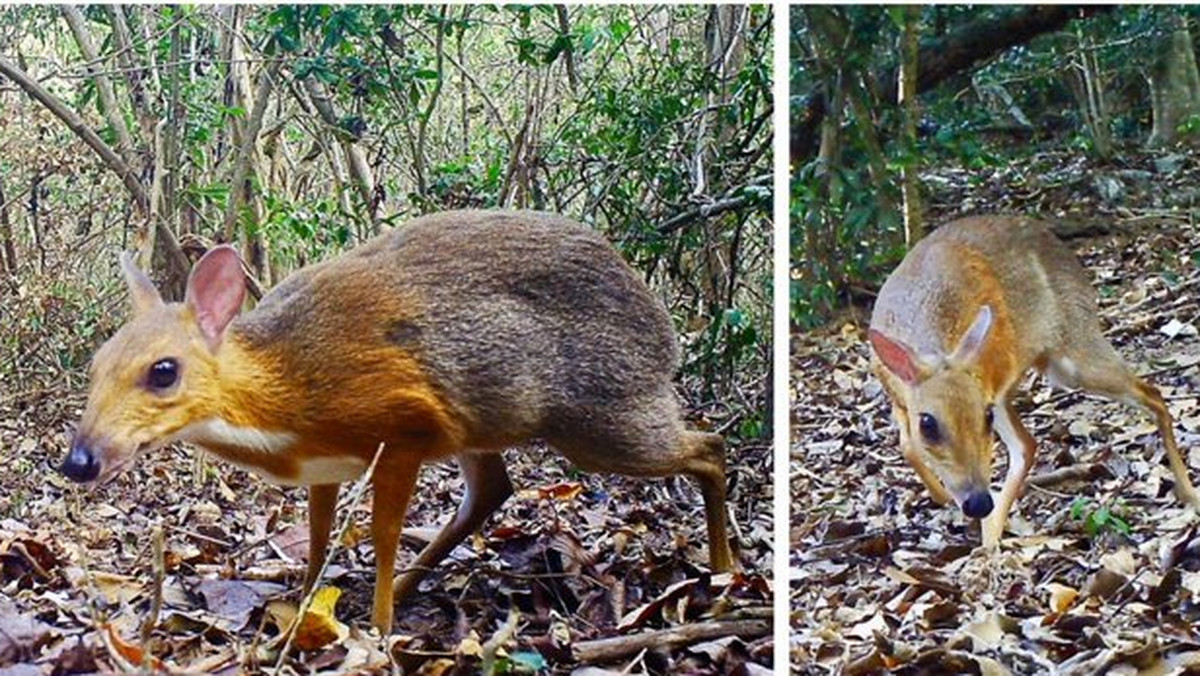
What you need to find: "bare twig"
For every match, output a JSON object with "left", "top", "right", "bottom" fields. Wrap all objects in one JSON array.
[
  {"left": 572, "top": 619, "right": 770, "bottom": 663},
  {"left": 139, "top": 525, "right": 165, "bottom": 663}
]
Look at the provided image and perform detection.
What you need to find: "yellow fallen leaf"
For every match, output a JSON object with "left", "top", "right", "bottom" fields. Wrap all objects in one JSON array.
[
  {"left": 456, "top": 636, "right": 483, "bottom": 658},
  {"left": 92, "top": 572, "right": 144, "bottom": 605},
  {"left": 294, "top": 587, "right": 349, "bottom": 651},
  {"left": 266, "top": 587, "right": 349, "bottom": 652},
  {"left": 1045, "top": 583, "right": 1079, "bottom": 614}
]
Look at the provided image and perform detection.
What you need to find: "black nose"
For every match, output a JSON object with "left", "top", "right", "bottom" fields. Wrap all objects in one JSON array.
[
  {"left": 61, "top": 440, "right": 101, "bottom": 483},
  {"left": 962, "top": 491, "right": 994, "bottom": 519}
]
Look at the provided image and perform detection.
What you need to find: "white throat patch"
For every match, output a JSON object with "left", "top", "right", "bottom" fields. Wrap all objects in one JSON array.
[
  {"left": 176, "top": 418, "right": 367, "bottom": 486},
  {"left": 179, "top": 417, "right": 297, "bottom": 454}
]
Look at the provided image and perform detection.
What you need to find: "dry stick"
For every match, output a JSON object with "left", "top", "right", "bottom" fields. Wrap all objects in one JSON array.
[
  {"left": 68, "top": 538, "right": 131, "bottom": 671},
  {"left": 272, "top": 443, "right": 387, "bottom": 674},
  {"left": 139, "top": 525, "right": 165, "bottom": 669},
  {"left": 481, "top": 609, "right": 520, "bottom": 676},
  {"left": 167, "top": 523, "right": 234, "bottom": 548},
  {"left": 1026, "top": 463, "right": 1106, "bottom": 488},
  {"left": 572, "top": 618, "right": 770, "bottom": 664}
]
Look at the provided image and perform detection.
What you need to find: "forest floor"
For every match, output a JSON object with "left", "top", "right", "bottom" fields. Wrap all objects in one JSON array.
[
  {"left": 0, "top": 380, "right": 772, "bottom": 673},
  {"left": 791, "top": 147, "right": 1200, "bottom": 674}
]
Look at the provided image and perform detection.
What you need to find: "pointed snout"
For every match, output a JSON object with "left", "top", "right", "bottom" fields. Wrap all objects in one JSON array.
[
  {"left": 61, "top": 436, "right": 101, "bottom": 483},
  {"left": 961, "top": 490, "right": 994, "bottom": 519}
]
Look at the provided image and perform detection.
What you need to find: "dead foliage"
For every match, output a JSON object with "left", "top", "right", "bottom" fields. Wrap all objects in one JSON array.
[{"left": 0, "top": 396, "right": 772, "bottom": 675}]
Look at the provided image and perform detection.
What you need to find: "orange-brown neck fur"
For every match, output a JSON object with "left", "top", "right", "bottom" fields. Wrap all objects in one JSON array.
[{"left": 193, "top": 326, "right": 466, "bottom": 473}]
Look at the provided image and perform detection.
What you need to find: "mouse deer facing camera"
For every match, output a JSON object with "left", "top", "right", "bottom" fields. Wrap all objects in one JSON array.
[
  {"left": 868, "top": 215, "right": 1200, "bottom": 546},
  {"left": 63, "top": 209, "right": 734, "bottom": 632}
]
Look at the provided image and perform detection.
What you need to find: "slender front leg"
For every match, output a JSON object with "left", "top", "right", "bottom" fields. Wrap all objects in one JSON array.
[
  {"left": 982, "top": 398, "right": 1035, "bottom": 547},
  {"left": 370, "top": 455, "right": 421, "bottom": 634},
  {"left": 393, "top": 453, "right": 513, "bottom": 602},
  {"left": 304, "top": 483, "right": 340, "bottom": 593}
]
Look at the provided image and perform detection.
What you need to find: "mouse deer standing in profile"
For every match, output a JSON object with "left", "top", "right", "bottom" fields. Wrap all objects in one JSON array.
[
  {"left": 62, "top": 210, "right": 734, "bottom": 632},
  {"left": 869, "top": 215, "right": 1200, "bottom": 545}
]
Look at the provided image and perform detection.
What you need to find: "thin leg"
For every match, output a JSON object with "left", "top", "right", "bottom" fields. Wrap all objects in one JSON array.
[
  {"left": 1133, "top": 380, "right": 1200, "bottom": 509},
  {"left": 369, "top": 455, "right": 421, "bottom": 634},
  {"left": 684, "top": 432, "right": 735, "bottom": 572},
  {"left": 546, "top": 393, "right": 735, "bottom": 574},
  {"left": 1058, "top": 349, "right": 1200, "bottom": 512},
  {"left": 982, "top": 399, "right": 1035, "bottom": 547},
  {"left": 393, "top": 453, "right": 513, "bottom": 602},
  {"left": 304, "top": 483, "right": 340, "bottom": 593}
]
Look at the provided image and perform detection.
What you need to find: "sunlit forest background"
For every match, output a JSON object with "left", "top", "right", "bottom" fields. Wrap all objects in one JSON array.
[
  {"left": 2, "top": 5, "right": 772, "bottom": 437},
  {"left": 791, "top": 5, "right": 1200, "bottom": 327},
  {"left": 0, "top": 6, "right": 773, "bottom": 674}
]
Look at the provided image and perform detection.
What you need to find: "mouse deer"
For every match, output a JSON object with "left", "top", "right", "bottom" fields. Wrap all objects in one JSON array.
[
  {"left": 869, "top": 215, "right": 1200, "bottom": 545},
  {"left": 63, "top": 209, "right": 734, "bottom": 632}
]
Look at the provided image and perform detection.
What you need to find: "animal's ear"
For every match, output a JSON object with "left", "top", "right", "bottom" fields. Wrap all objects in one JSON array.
[
  {"left": 950, "top": 305, "right": 993, "bottom": 365},
  {"left": 869, "top": 329, "right": 925, "bottom": 384},
  {"left": 120, "top": 251, "right": 163, "bottom": 316},
  {"left": 184, "top": 245, "right": 246, "bottom": 346}
]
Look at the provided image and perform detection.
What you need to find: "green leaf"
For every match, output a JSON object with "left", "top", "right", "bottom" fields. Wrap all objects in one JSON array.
[
  {"left": 510, "top": 651, "right": 547, "bottom": 671},
  {"left": 610, "top": 17, "right": 630, "bottom": 41}
]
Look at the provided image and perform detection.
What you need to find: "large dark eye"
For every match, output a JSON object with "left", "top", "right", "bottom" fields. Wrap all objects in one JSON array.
[
  {"left": 985, "top": 406, "right": 995, "bottom": 430},
  {"left": 918, "top": 413, "right": 941, "bottom": 444},
  {"left": 147, "top": 359, "right": 178, "bottom": 390}
]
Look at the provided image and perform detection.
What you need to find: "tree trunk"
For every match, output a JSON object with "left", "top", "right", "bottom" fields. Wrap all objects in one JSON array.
[
  {"left": 1147, "top": 8, "right": 1200, "bottom": 147},
  {"left": 105, "top": 5, "right": 156, "bottom": 144},
  {"left": 899, "top": 5, "right": 924, "bottom": 245},
  {"left": 415, "top": 5, "right": 448, "bottom": 197},
  {"left": 222, "top": 56, "right": 283, "bottom": 242},
  {"left": 457, "top": 7, "right": 470, "bottom": 158},
  {"left": 1071, "top": 24, "right": 1113, "bottom": 159},
  {"left": 0, "top": 177, "right": 16, "bottom": 276},
  {"left": 304, "top": 77, "right": 378, "bottom": 229},
  {"left": 61, "top": 6, "right": 141, "bottom": 165},
  {"left": 555, "top": 5, "right": 579, "bottom": 92},
  {"left": 803, "top": 6, "right": 848, "bottom": 295}
]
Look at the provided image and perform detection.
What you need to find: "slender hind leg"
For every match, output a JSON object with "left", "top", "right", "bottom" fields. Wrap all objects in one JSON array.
[
  {"left": 1053, "top": 349, "right": 1200, "bottom": 511},
  {"left": 1132, "top": 380, "right": 1200, "bottom": 509},
  {"left": 392, "top": 453, "right": 513, "bottom": 602},
  {"left": 682, "top": 431, "right": 735, "bottom": 572},
  {"left": 549, "top": 397, "right": 736, "bottom": 572}
]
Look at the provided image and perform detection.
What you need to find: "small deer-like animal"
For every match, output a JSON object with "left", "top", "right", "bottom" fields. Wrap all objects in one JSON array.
[
  {"left": 63, "top": 210, "right": 733, "bottom": 632},
  {"left": 869, "top": 215, "right": 1200, "bottom": 545}
]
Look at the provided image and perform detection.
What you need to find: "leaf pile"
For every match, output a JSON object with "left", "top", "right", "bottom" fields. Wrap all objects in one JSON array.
[{"left": 0, "top": 395, "right": 772, "bottom": 674}]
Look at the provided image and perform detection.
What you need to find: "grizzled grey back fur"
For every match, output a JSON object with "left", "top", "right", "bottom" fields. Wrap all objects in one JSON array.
[{"left": 235, "top": 210, "right": 681, "bottom": 451}]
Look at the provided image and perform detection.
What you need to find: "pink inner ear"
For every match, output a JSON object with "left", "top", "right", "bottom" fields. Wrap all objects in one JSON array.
[
  {"left": 185, "top": 246, "right": 246, "bottom": 343},
  {"left": 869, "top": 329, "right": 921, "bottom": 384}
]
